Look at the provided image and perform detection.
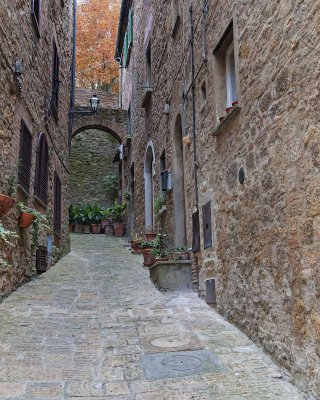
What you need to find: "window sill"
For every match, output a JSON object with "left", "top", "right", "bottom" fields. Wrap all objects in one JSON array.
[
  {"left": 34, "top": 195, "right": 48, "bottom": 210},
  {"left": 17, "top": 184, "right": 30, "bottom": 198},
  {"left": 212, "top": 106, "right": 241, "bottom": 136}
]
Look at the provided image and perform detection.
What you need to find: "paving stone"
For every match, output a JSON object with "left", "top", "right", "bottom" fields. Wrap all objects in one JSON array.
[{"left": 0, "top": 235, "right": 306, "bottom": 399}]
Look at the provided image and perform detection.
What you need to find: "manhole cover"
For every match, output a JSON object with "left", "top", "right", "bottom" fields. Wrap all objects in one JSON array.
[
  {"left": 161, "top": 355, "right": 202, "bottom": 371},
  {"left": 151, "top": 336, "right": 191, "bottom": 348}
]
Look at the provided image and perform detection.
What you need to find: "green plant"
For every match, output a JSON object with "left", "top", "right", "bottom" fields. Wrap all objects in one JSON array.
[
  {"left": 0, "top": 157, "right": 20, "bottom": 197},
  {"left": 0, "top": 222, "right": 18, "bottom": 269},
  {"left": 68, "top": 205, "right": 78, "bottom": 225},
  {"left": 154, "top": 195, "right": 166, "bottom": 214},
  {"left": 18, "top": 203, "right": 49, "bottom": 252},
  {"left": 130, "top": 232, "right": 143, "bottom": 242},
  {"left": 108, "top": 201, "right": 127, "bottom": 223},
  {"left": 87, "top": 203, "right": 105, "bottom": 224},
  {"left": 104, "top": 171, "right": 119, "bottom": 202},
  {"left": 124, "top": 191, "right": 130, "bottom": 201},
  {"left": 151, "top": 247, "right": 168, "bottom": 259}
]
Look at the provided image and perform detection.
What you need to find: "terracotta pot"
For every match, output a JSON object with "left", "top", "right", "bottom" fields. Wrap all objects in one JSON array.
[
  {"left": 101, "top": 219, "right": 110, "bottom": 230},
  {"left": 143, "top": 250, "right": 155, "bottom": 267},
  {"left": 104, "top": 224, "right": 114, "bottom": 236},
  {"left": 180, "top": 252, "right": 190, "bottom": 260},
  {"left": 0, "top": 194, "right": 15, "bottom": 215},
  {"left": 75, "top": 224, "right": 91, "bottom": 234},
  {"left": 154, "top": 257, "right": 169, "bottom": 263},
  {"left": 91, "top": 224, "right": 101, "bottom": 234},
  {"left": 131, "top": 241, "right": 141, "bottom": 251},
  {"left": 69, "top": 224, "right": 75, "bottom": 233},
  {"left": 20, "top": 212, "right": 35, "bottom": 228},
  {"left": 114, "top": 223, "right": 125, "bottom": 237},
  {"left": 226, "top": 107, "right": 233, "bottom": 114},
  {"left": 232, "top": 101, "right": 238, "bottom": 107},
  {"left": 146, "top": 233, "right": 156, "bottom": 241}
]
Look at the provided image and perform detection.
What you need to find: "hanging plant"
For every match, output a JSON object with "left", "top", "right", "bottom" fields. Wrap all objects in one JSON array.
[
  {"left": 0, "top": 222, "right": 18, "bottom": 269},
  {"left": 18, "top": 204, "right": 50, "bottom": 253}
]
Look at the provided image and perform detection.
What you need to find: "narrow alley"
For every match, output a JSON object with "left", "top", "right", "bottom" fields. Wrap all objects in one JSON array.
[{"left": 0, "top": 236, "right": 304, "bottom": 400}]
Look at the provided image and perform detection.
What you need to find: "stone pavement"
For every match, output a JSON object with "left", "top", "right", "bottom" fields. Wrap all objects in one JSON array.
[{"left": 0, "top": 235, "right": 306, "bottom": 400}]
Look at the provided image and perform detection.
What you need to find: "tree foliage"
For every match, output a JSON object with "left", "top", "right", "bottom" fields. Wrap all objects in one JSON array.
[{"left": 76, "top": 0, "right": 120, "bottom": 92}]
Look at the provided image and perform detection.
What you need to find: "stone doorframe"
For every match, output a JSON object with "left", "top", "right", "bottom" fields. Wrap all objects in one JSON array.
[
  {"left": 144, "top": 141, "right": 155, "bottom": 230},
  {"left": 172, "top": 114, "right": 186, "bottom": 247}
]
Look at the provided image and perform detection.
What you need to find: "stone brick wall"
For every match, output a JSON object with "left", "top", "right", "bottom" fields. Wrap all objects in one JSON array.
[
  {"left": 75, "top": 89, "right": 119, "bottom": 109},
  {"left": 119, "top": 0, "right": 320, "bottom": 397},
  {"left": 69, "top": 130, "right": 119, "bottom": 208},
  {"left": 0, "top": 1, "right": 73, "bottom": 298}
]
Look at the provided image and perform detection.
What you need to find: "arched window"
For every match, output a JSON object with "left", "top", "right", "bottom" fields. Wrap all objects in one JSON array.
[{"left": 34, "top": 133, "right": 49, "bottom": 205}]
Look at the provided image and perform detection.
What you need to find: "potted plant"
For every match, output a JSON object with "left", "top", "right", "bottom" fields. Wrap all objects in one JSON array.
[
  {"left": 0, "top": 222, "right": 18, "bottom": 269},
  {"left": 109, "top": 201, "right": 127, "bottom": 237},
  {"left": 151, "top": 247, "right": 169, "bottom": 263},
  {"left": 68, "top": 205, "right": 77, "bottom": 233},
  {"left": 88, "top": 204, "right": 104, "bottom": 234},
  {"left": 0, "top": 165, "right": 17, "bottom": 215},
  {"left": 154, "top": 195, "right": 166, "bottom": 217},
  {"left": 130, "top": 232, "right": 143, "bottom": 251},
  {"left": 74, "top": 204, "right": 91, "bottom": 234},
  {"left": 18, "top": 203, "right": 49, "bottom": 253},
  {"left": 145, "top": 226, "right": 156, "bottom": 241},
  {"left": 140, "top": 240, "right": 155, "bottom": 266}
]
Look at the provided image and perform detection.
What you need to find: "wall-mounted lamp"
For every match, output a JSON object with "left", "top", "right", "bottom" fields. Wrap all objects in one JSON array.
[
  {"left": 89, "top": 94, "right": 100, "bottom": 112},
  {"left": 14, "top": 61, "right": 23, "bottom": 76}
]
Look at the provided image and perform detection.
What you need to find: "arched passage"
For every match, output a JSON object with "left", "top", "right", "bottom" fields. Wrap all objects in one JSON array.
[
  {"left": 72, "top": 124, "right": 122, "bottom": 143},
  {"left": 144, "top": 143, "right": 155, "bottom": 229},
  {"left": 172, "top": 114, "right": 186, "bottom": 247}
]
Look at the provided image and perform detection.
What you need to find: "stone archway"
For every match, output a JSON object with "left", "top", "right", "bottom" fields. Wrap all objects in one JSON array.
[
  {"left": 172, "top": 114, "right": 186, "bottom": 247},
  {"left": 144, "top": 142, "right": 155, "bottom": 229}
]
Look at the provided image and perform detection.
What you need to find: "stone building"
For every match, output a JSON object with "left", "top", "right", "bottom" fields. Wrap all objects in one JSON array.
[
  {"left": 116, "top": 0, "right": 320, "bottom": 397},
  {"left": 0, "top": 1, "right": 73, "bottom": 298}
]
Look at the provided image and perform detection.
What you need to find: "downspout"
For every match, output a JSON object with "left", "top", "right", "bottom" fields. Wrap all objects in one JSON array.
[
  {"left": 68, "top": 0, "right": 77, "bottom": 152},
  {"left": 189, "top": 5, "right": 199, "bottom": 209}
]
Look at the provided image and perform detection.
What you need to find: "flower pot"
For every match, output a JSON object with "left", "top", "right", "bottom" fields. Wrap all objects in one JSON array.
[
  {"left": 232, "top": 101, "right": 238, "bottom": 107},
  {"left": 101, "top": 219, "right": 110, "bottom": 230},
  {"left": 20, "top": 212, "right": 35, "bottom": 228},
  {"left": 114, "top": 223, "right": 125, "bottom": 237},
  {"left": 180, "top": 252, "right": 190, "bottom": 261},
  {"left": 143, "top": 250, "right": 155, "bottom": 267},
  {"left": 75, "top": 224, "right": 91, "bottom": 234},
  {"left": 226, "top": 107, "right": 233, "bottom": 114},
  {"left": 146, "top": 233, "right": 156, "bottom": 241},
  {"left": 154, "top": 257, "right": 169, "bottom": 263},
  {"left": 131, "top": 240, "right": 141, "bottom": 251},
  {"left": 104, "top": 224, "right": 114, "bottom": 236},
  {"left": 0, "top": 194, "right": 15, "bottom": 215},
  {"left": 91, "top": 224, "right": 101, "bottom": 234},
  {"left": 69, "top": 224, "right": 75, "bottom": 233}
]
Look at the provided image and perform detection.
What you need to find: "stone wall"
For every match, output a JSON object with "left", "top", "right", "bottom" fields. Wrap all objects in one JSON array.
[
  {"left": 69, "top": 130, "right": 119, "bottom": 208},
  {"left": 0, "top": 1, "right": 73, "bottom": 298},
  {"left": 118, "top": 0, "right": 320, "bottom": 397}
]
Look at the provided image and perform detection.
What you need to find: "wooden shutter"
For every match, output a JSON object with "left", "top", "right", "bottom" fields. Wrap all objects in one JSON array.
[
  {"left": 202, "top": 201, "right": 212, "bottom": 249},
  {"left": 34, "top": 133, "right": 49, "bottom": 204},
  {"left": 18, "top": 121, "right": 33, "bottom": 193},
  {"left": 54, "top": 172, "right": 61, "bottom": 235},
  {"left": 52, "top": 41, "right": 60, "bottom": 112},
  {"left": 128, "top": 8, "right": 133, "bottom": 47},
  {"left": 36, "top": 245, "right": 47, "bottom": 273},
  {"left": 192, "top": 210, "right": 200, "bottom": 253}
]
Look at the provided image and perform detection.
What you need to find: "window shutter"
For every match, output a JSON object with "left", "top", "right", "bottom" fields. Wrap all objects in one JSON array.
[
  {"left": 36, "top": 245, "right": 47, "bottom": 273},
  {"left": 122, "top": 31, "right": 128, "bottom": 67},
  {"left": 192, "top": 210, "right": 200, "bottom": 253},
  {"left": 18, "top": 121, "right": 33, "bottom": 193},
  {"left": 54, "top": 172, "right": 62, "bottom": 235},
  {"left": 52, "top": 41, "right": 60, "bottom": 112},
  {"left": 202, "top": 201, "right": 212, "bottom": 249},
  {"left": 128, "top": 9, "right": 133, "bottom": 47},
  {"left": 35, "top": 134, "right": 49, "bottom": 204}
]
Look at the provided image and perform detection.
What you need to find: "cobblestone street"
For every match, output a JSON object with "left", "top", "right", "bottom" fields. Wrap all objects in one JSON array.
[{"left": 0, "top": 235, "right": 305, "bottom": 400}]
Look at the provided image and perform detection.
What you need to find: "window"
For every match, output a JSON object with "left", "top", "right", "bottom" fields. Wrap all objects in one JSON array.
[
  {"left": 202, "top": 201, "right": 212, "bottom": 249},
  {"left": 31, "top": 0, "right": 40, "bottom": 34},
  {"left": 122, "top": 8, "right": 133, "bottom": 67},
  {"left": 18, "top": 121, "right": 33, "bottom": 194},
  {"left": 36, "top": 245, "right": 47, "bottom": 273},
  {"left": 54, "top": 173, "right": 62, "bottom": 235},
  {"left": 213, "top": 22, "right": 238, "bottom": 121},
  {"left": 200, "top": 80, "right": 207, "bottom": 105},
  {"left": 52, "top": 40, "right": 60, "bottom": 116},
  {"left": 34, "top": 133, "right": 49, "bottom": 205},
  {"left": 146, "top": 41, "right": 152, "bottom": 88}
]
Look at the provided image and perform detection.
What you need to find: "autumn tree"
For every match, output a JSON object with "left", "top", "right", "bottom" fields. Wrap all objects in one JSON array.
[{"left": 76, "top": 0, "right": 120, "bottom": 92}]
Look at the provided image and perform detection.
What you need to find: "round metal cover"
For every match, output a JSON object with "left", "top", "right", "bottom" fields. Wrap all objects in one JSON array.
[
  {"left": 151, "top": 336, "right": 191, "bottom": 348},
  {"left": 161, "top": 355, "right": 202, "bottom": 371}
]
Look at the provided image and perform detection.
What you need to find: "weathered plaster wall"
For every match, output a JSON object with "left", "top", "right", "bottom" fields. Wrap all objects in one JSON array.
[
  {"left": 120, "top": 0, "right": 320, "bottom": 397},
  {"left": 0, "top": 0, "right": 73, "bottom": 298},
  {"left": 69, "top": 130, "right": 119, "bottom": 208}
]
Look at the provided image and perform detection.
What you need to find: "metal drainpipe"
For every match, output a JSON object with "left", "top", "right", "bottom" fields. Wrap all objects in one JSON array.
[
  {"left": 68, "top": 0, "right": 77, "bottom": 152},
  {"left": 189, "top": 5, "right": 199, "bottom": 209}
]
